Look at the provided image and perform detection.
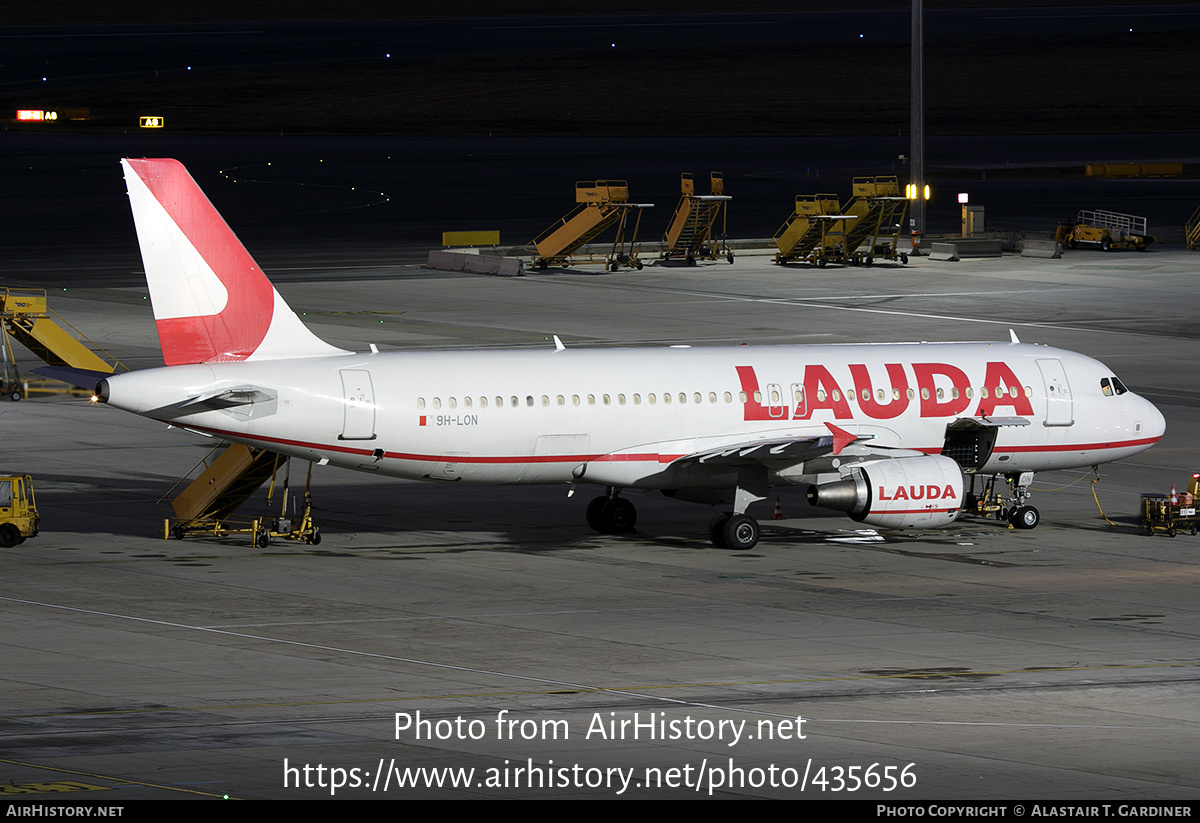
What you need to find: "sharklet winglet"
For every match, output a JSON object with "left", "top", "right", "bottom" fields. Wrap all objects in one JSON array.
[{"left": 825, "top": 422, "right": 860, "bottom": 455}]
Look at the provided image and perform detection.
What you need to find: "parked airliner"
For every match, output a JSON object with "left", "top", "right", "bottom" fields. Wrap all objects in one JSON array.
[{"left": 92, "top": 159, "right": 1165, "bottom": 549}]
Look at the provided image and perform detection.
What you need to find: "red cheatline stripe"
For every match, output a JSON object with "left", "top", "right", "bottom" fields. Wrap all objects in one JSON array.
[
  {"left": 167, "top": 423, "right": 1160, "bottom": 467},
  {"left": 995, "top": 436, "right": 1161, "bottom": 453}
]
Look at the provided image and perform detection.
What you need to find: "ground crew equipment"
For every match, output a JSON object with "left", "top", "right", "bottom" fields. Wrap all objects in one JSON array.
[
  {"left": 774, "top": 177, "right": 908, "bottom": 267},
  {"left": 529, "top": 181, "right": 651, "bottom": 271},
  {"left": 1, "top": 288, "right": 124, "bottom": 399},
  {"left": 1141, "top": 474, "right": 1200, "bottom": 537},
  {"left": 661, "top": 172, "right": 732, "bottom": 265},
  {"left": 162, "top": 444, "right": 320, "bottom": 547},
  {"left": 1055, "top": 210, "right": 1154, "bottom": 252},
  {"left": 0, "top": 474, "right": 39, "bottom": 547}
]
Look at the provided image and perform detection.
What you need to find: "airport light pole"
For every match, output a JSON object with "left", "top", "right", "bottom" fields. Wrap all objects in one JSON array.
[{"left": 910, "top": 0, "right": 925, "bottom": 239}]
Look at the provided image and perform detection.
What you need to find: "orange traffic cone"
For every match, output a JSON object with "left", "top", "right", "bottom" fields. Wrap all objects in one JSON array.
[
  {"left": 773, "top": 496, "right": 783, "bottom": 520},
  {"left": 1170, "top": 484, "right": 1178, "bottom": 506}
]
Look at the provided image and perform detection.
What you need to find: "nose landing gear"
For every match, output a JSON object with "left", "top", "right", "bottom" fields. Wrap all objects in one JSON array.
[{"left": 964, "top": 472, "right": 1041, "bottom": 529}]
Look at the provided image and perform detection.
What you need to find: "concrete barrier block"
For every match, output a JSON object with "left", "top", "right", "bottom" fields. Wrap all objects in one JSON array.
[
  {"left": 427, "top": 250, "right": 524, "bottom": 276},
  {"left": 1021, "top": 240, "right": 1062, "bottom": 259},
  {"left": 928, "top": 243, "right": 959, "bottom": 262}
]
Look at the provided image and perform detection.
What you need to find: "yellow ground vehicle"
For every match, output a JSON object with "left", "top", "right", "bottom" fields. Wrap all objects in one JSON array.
[
  {"left": 1055, "top": 209, "right": 1154, "bottom": 252},
  {"left": 1141, "top": 474, "right": 1200, "bottom": 537},
  {"left": 0, "top": 474, "right": 39, "bottom": 547}
]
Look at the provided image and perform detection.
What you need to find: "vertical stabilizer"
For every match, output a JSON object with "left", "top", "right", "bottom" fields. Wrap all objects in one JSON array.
[{"left": 122, "top": 158, "right": 348, "bottom": 366}]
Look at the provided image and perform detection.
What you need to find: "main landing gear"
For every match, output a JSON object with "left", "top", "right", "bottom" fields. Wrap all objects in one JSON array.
[
  {"left": 584, "top": 475, "right": 766, "bottom": 550},
  {"left": 586, "top": 489, "right": 638, "bottom": 534},
  {"left": 708, "top": 468, "right": 768, "bottom": 549},
  {"left": 708, "top": 512, "right": 760, "bottom": 550}
]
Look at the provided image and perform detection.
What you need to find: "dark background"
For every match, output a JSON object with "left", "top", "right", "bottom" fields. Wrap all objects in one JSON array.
[{"left": 3, "top": 2, "right": 1198, "bottom": 276}]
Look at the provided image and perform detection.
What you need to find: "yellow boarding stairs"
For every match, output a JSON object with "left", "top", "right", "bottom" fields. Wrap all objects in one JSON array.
[
  {"left": 163, "top": 443, "right": 320, "bottom": 547},
  {"left": 773, "top": 177, "right": 909, "bottom": 267},
  {"left": 529, "top": 181, "right": 652, "bottom": 270},
  {"left": 1186, "top": 205, "right": 1200, "bottom": 251},
  {"left": 661, "top": 172, "right": 733, "bottom": 265},
  {"left": 1, "top": 288, "right": 124, "bottom": 399},
  {"left": 773, "top": 194, "right": 842, "bottom": 264}
]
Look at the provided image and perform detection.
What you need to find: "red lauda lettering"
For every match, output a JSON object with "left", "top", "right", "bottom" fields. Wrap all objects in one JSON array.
[
  {"left": 912, "top": 363, "right": 971, "bottom": 418},
  {"left": 795, "top": 364, "right": 852, "bottom": 420},
  {"left": 735, "top": 366, "right": 773, "bottom": 421},
  {"left": 878, "top": 484, "right": 955, "bottom": 502},
  {"left": 975, "top": 361, "right": 1034, "bottom": 417},
  {"left": 849, "top": 363, "right": 910, "bottom": 420}
]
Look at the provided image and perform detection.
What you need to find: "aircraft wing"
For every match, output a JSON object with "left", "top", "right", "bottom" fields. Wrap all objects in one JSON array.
[{"left": 670, "top": 423, "right": 922, "bottom": 470}]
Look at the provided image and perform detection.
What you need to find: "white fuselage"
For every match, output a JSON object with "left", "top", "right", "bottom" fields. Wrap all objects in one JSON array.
[{"left": 100, "top": 341, "right": 1164, "bottom": 491}]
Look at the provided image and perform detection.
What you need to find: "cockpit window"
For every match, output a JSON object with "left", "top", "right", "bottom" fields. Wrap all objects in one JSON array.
[{"left": 1101, "top": 377, "right": 1129, "bottom": 397}]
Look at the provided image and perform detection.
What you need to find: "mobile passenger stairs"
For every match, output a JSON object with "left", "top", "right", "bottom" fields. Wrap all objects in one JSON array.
[
  {"left": 1, "top": 288, "right": 124, "bottom": 399},
  {"left": 660, "top": 172, "right": 733, "bottom": 265},
  {"left": 1186, "top": 205, "right": 1200, "bottom": 251},
  {"left": 528, "top": 180, "right": 652, "bottom": 271},
  {"left": 773, "top": 177, "right": 908, "bottom": 267},
  {"left": 772, "top": 193, "right": 841, "bottom": 265},
  {"left": 162, "top": 444, "right": 320, "bottom": 547}
]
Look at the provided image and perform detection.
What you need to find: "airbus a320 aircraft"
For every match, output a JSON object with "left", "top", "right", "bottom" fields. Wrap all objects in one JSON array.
[{"left": 92, "top": 158, "right": 1165, "bottom": 549}]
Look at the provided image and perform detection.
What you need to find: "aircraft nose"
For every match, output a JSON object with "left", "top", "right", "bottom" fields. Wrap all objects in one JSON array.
[{"left": 1138, "top": 394, "right": 1166, "bottom": 443}]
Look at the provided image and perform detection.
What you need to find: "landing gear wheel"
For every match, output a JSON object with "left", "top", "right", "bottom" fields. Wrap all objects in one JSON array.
[
  {"left": 723, "top": 514, "right": 760, "bottom": 550},
  {"left": 601, "top": 498, "right": 637, "bottom": 533},
  {"left": 708, "top": 513, "right": 731, "bottom": 548},
  {"left": 0, "top": 524, "right": 19, "bottom": 549},
  {"left": 1010, "top": 505, "right": 1040, "bottom": 530},
  {"left": 585, "top": 496, "right": 608, "bottom": 533}
]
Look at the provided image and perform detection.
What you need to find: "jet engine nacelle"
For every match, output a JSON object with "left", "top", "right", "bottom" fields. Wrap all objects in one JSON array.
[{"left": 806, "top": 455, "right": 964, "bottom": 529}]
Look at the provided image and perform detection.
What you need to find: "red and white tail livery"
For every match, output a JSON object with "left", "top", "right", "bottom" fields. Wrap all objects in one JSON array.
[
  {"left": 122, "top": 158, "right": 346, "bottom": 365},
  {"left": 98, "top": 158, "right": 1166, "bottom": 548}
]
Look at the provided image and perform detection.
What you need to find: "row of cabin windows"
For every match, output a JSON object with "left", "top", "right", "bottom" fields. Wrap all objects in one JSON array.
[
  {"left": 414, "top": 384, "right": 1035, "bottom": 410},
  {"left": 418, "top": 391, "right": 740, "bottom": 410}
]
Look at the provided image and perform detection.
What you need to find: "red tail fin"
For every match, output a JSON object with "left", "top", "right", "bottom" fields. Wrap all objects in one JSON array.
[{"left": 122, "top": 158, "right": 346, "bottom": 365}]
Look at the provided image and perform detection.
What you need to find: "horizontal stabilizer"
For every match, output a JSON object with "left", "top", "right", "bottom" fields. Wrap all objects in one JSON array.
[{"left": 31, "top": 365, "right": 113, "bottom": 391}]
